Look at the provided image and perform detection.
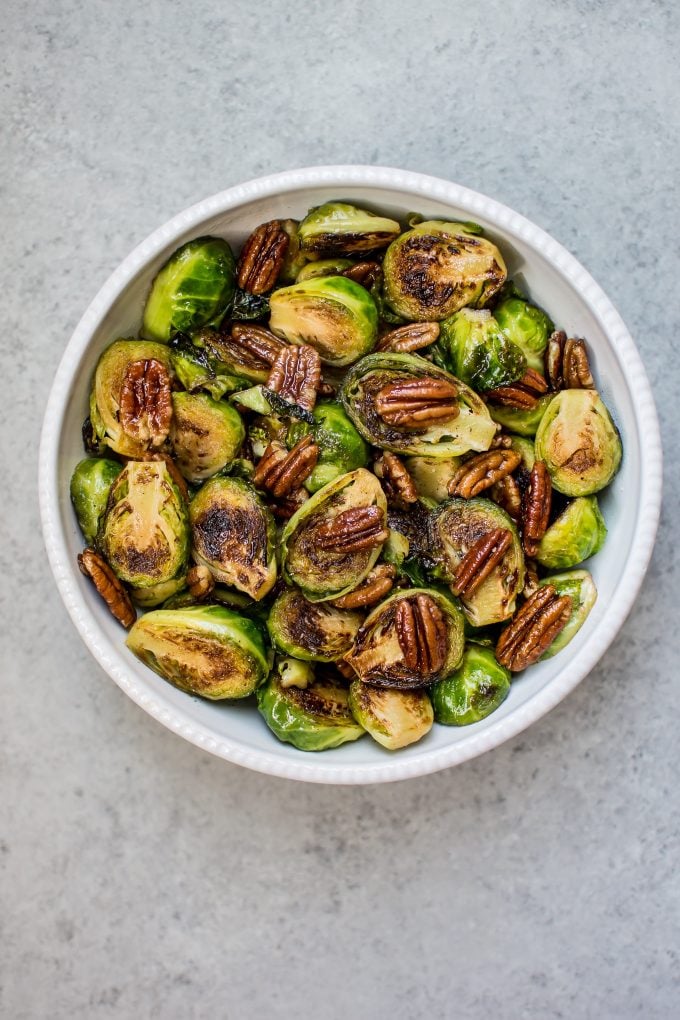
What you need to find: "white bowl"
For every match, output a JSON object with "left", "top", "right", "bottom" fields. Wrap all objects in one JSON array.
[{"left": 39, "top": 166, "right": 662, "bottom": 784}]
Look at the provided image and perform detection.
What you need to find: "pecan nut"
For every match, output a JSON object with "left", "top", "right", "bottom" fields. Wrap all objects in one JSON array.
[
  {"left": 187, "top": 564, "right": 215, "bottom": 600},
  {"left": 268, "top": 486, "right": 310, "bottom": 520},
  {"left": 448, "top": 449, "right": 522, "bottom": 499},
  {"left": 331, "top": 564, "right": 396, "bottom": 609},
  {"left": 374, "top": 452, "right": 418, "bottom": 509},
  {"left": 395, "top": 594, "right": 448, "bottom": 676},
  {"left": 490, "top": 473, "right": 522, "bottom": 521},
  {"left": 342, "top": 261, "right": 382, "bottom": 289},
  {"left": 376, "top": 321, "right": 440, "bottom": 354},
  {"left": 230, "top": 324, "right": 287, "bottom": 368},
  {"left": 266, "top": 344, "right": 321, "bottom": 411},
  {"left": 252, "top": 435, "right": 319, "bottom": 498},
  {"left": 78, "top": 549, "right": 136, "bottom": 629},
  {"left": 521, "top": 461, "right": 552, "bottom": 556},
  {"left": 375, "top": 377, "right": 459, "bottom": 429},
  {"left": 545, "top": 331, "right": 594, "bottom": 390},
  {"left": 452, "top": 528, "right": 513, "bottom": 598},
  {"left": 315, "top": 506, "right": 389, "bottom": 553},
  {"left": 237, "top": 220, "right": 289, "bottom": 294},
  {"left": 496, "top": 584, "right": 572, "bottom": 671},
  {"left": 485, "top": 368, "right": 549, "bottom": 408},
  {"left": 119, "top": 358, "right": 172, "bottom": 449}
]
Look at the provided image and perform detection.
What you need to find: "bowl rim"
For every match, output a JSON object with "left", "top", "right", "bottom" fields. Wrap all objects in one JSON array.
[{"left": 39, "top": 165, "right": 663, "bottom": 785}]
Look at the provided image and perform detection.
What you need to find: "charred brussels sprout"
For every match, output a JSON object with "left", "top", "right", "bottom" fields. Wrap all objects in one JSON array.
[
  {"left": 488, "top": 394, "right": 552, "bottom": 437},
  {"left": 538, "top": 570, "right": 597, "bottom": 657},
  {"left": 70, "top": 457, "right": 122, "bottom": 544},
  {"left": 382, "top": 221, "right": 507, "bottom": 321},
  {"left": 142, "top": 236, "right": 236, "bottom": 342},
  {"left": 494, "top": 288, "right": 553, "bottom": 373},
  {"left": 298, "top": 202, "right": 400, "bottom": 256},
  {"left": 190, "top": 477, "right": 276, "bottom": 600},
  {"left": 404, "top": 455, "right": 463, "bottom": 503},
  {"left": 256, "top": 673, "right": 365, "bottom": 751},
  {"left": 269, "top": 276, "right": 378, "bottom": 366},
  {"left": 296, "top": 258, "right": 353, "bottom": 282},
  {"left": 267, "top": 587, "right": 363, "bottom": 662},
  {"left": 535, "top": 390, "right": 622, "bottom": 495},
  {"left": 535, "top": 496, "right": 607, "bottom": 569},
  {"left": 435, "top": 309, "right": 526, "bottom": 391},
  {"left": 170, "top": 393, "right": 245, "bottom": 482},
  {"left": 431, "top": 644, "right": 511, "bottom": 725},
  {"left": 348, "top": 681, "right": 433, "bottom": 750},
  {"left": 126, "top": 604, "right": 269, "bottom": 699},
  {"left": 168, "top": 332, "right": 232, "bottom": 398},
  {"left": 303, "top": 400, "right": 369, "bottom": 492}
]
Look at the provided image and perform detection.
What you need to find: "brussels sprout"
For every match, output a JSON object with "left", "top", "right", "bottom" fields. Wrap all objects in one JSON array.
[
  {"left": 342, "top": 353, "right": 497, "bottom": 458},
  {"left": 296, "top": 258, "right": 353, "bottom": 282},
  {"left": 168, "top": 332, "right": 235, "bottom": 398},
  {"left": 269, "top": 276, "right": 378, "bottom": 367},
  {"left": 194, "top": 327, "right": 272, "bottom": 385},
  {"left": 89, "top": 339, "right": 173, "bottom": 456},
  {"left": 488, "top": 394, "right": 552, "bottom": 437},
  {"left": 132, "top": 576, "right": 188, "bottom": 608},
  {"left": 435, "top": 309, "right": 526, "bottom": 391},
  {"left": 383, "top": 527, "right": 410, "bottom": 569},
  {"left": 431, "top": 644, "right": 511, "bottom": 725},
  {"left": 535, "top": 496, "right": 607, "bottom": 569},
  {"left": 281, "top": 468, "right": 387, "bottom": 602},
  {"left": 142, "top": 236, "right": 236, "bottom": 342},
  {"left": 256, "top": 673, "right": 365, "bottom": 751},
  {"left": 70, "top": 457, "right": 122, "bottom": 544},
  {"left": 538, "top": 570, "right": 597, "bottom": 657},
  {"left": 535, "top": 390, "right": 622, "bottom": 496},
  {"left": 267, "top": 587, "right": 363, "bottom": 662},
  {"left": 170, "top": 393, "right": 245, "bottom": 482},
  {"left": 382, "top": 221, "right": 507, "bottom": 321},
  {"left": 98, "top": 460, "right": 189, "bottom": 595},
  {"left": 230, "top": 289, "right": 270, "bottom": 321},
  {"left": 298, "top": 202, "right": 401, "bottom": 256},
  {"left": 344, "top": 588, "right": 465, "bottom": 688},
  {"left": 278, "top": 219, "right": 308, "bottom": 284},
  {"left": 348, "top": 681, "right": 433, "bottom": 750},
  {"left": 494, "top": 289, "right": 553, "bottom": 373},
  {"left": 232, "top": 385, "right": 314, "bottom": 424},
  {"left": 508, "top": 434, "right": 535, "bottom": 470},
  {"left": 277, "top": 657, "right": 315, "bottom": 689},
  {"left": 302, "top": 400, "right": 369, "bottom": 492},
  {"left": 430, "top": 498, "right": 525, "bottom": 626},
  {"left": 189, "top": 477, "right": 276, "bottom": 601},
  {"left": 126, "top": 604, "right": 269, "bottom": 699},
  {"left": 403, "top": 456, "right": 462, "bottom": 503}
]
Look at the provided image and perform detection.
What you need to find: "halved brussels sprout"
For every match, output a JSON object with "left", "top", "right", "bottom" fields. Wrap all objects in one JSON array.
[
  {"left": 538, "top": 570, "right": 597, "bottom": 657},
  {"left": 488, "top": 394, "right": 552, "bottom": 437},
  {"left": 269, "top": 276, "right": 378, "bottom": 366},
  {"left": 168, "top": 332, "right": 234, "bottom": 398},
  {"left": 267, "top": 587, "right": 363, "bottom": 662},
  {"left": 296, "top": 258, "right": 353, "bottom": 282},
  {"left": 535, "top": 390, "right": 622, "bottom": 495},
  {"left": 430, "top": 498, "right": 525, "bottom": 626},
  {"left": 535, "top": 496, "right": 607, "bottom": 569},
  {"left": 70, "top": 457, "right": 122, "bottom": 544},
  {"left": 382, "top": 221, "right": 507, "bottom": 321},
  {"left": 435, "top": 309, "right": 526, "bottom": 391},
  {"left": 298, "top": 202, "right": 400, "bottom": 256},
  {"left": 344, "top": 588, "right": 465, "bottom": 688},
  {"left": 281, "top": 468, "right": 387, "bottom": 602},
  {"left": 89, "top": 339, "right": 173, "bottom": 456},
  {"left": 189, "top": 477, "right": 276, "bottom": 600},
  {"left": 431, "top": 644, "right": 511, "bottom": 725},
  {"left": 256, "top": 673, "right": 365, "bottom": 751},
  {"left": 170, "top": 393, "right": 245, "bottom": 482},
  {"left": 348, "top": 681, "right": 433, "bottom": 750},
  {"left": 126, "top": 604, "right": 269, "bottom": 699},
  {"left": 301, "top": 400, "right": 369, "bottom": 492},
  {"left": 342, "top": 353, "right": 497, "bottom": 458},
  {"left": 142, "top": 236, "right": 236, "bottom": 342},
  {"left": 494, "top": 288, "right": 553, "bottom": 373}
]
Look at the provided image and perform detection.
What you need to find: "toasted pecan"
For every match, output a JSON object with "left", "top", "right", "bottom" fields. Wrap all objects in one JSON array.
[
  {"left": 374, "top": 452, "right": 418, "bottom": 509},
  {"left": 521, "top": 461, "right": 552, "bottom": 556},
  {"left": 315, "top": 506, "right": 389, "bottom": 553},
  {"left": 119, "top": 358, "right": 172, "bottom": 449},
  {"left": 375, "top": 376, "right": 459, "bottom": 429},
  {"left": 376, "top": 322, "right": 440, "bottom": 354},
  {"left": 395, "top": 594, "right": 448, "bottom": 675},
  {"left": 78, "top": 549, "right": 136, "bottom": 629},
  {"left": 448, "top": 449, "right": 522, "bottom": 499},
  {"left": 545, "top": 331, "right": 595, "bottom": 390},
  {"left": 252, "top": 436, "right": 319, "bottom": 498},
  {"left": 496, "top": 585, "right": 572, "bottom": 671},
  {"left": 266, "top": 344, "right": 321, "bottom": 412},
  {"left": 452, "top": 528, "right": 513, "bottom": 598},
  {"left": 237, "top": 220, "right": 289, "bottom": 294},
  {"left": 331, "top": 564, "right": 396, "bottom": 609}
]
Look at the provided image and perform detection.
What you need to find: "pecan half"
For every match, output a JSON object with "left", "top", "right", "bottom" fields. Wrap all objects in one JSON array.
[
  {"left": 496, "top": 584, "right": 572, "bottom": 671},
  {"left": 485, "top": 368, "right": 549, "bottom": 408},
  {"left": 187, "top": 564, "right": 215, "bottom": 600},
  {"left": 268, "top": 486, "right": 309, "bottom": 520},
  {"left": 448, "top": 449, "right": 522, "bottom": 499},
  {"left": 374, "top": 452, "right": 418, "bottom": 509},
  {"left": 452, "top": 528, "right": 513, "bottom": 597},
  {"left": 342, "top": 261, "right": 382, "bottom": 289},
  {"left": 395, "top": 594, "right": 447, "bottom": 676},
  {"left": 230, "top": 324, "right": 287, "bottom": 368},
  {"left": 521, "top": 461, "right": 552, "bottom": 556},
  {"left": 545, "top": 331, "right": 595, "bottom": 390},
  {"left": 375, "top": 377, "right": 459, "bottom": 429},
  {"left": 266, "top": 344, "right": 321, "bottom": 411},
  {"left": 332, "top": 564, "right": 396, "bottom": 609},
  {"left": 315, "top": 506, "right": 389, "bottom": 553},
  {"left": 252, "top": 435, "right": 319, "bottom": 498},
  {"left": 490, "top": 473, "right": 522, "bottom": 521},
  {"left": 78, "top": 549, "right": 136, "bottom": 629},
  {"left": 376, "top": 321, "right": 440, "bottom": 354},
  {"left": 237, "top": 220, "right": 289, "bottom": 294},
  {"left": 119, "top": 358, "right": 172, "bottom": 449}
]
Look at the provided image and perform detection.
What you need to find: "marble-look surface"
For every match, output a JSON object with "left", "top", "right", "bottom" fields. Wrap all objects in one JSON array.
[{"left": 2, "top": 1, "right": 678, "bottom": 1017}]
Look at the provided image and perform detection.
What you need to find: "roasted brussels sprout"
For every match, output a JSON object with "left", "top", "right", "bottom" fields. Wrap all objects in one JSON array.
[
  {"left": 189, "top": 477, "right": 276, "bottom": 600},
  {"left": 404, "top": 455, "right": 463, "bottom": 503},
  {"left": 256, "top": 672, "right": 365, "bottom": 751},
  {"left": 538, "top": 570, "right": 597, "bottom": 657},
  {"left": 126, "top": 604, "right": 269, "bottom": 699},
  {"left": 267, "top": 587, "right": 363, "bottom": 662},
  {"left": 298, "top": 202, "right": 400, "bottom": 256},
  {"left": 269, "top": 276, "right": 378, "bottom": 366},
  {"left": 296, "top": 258, "right": 353, "bottom": 282},
  {"left": 281, "top": 468, "right": 387, "bottom": 602},
  {"left": 535, "top": 390, "right": 622, "bottom": 495},
  {"left": 435, "top": 309, "right": 526, "bottom": 391},
  {"left": 142, "top": 236, "right": 236, "bottom": 342},
  {"left": 488, "top": 394, "right": 552, "bottom": 437},
  {"left": 348, "top": 681, "right": 433, "bottom": 750},
  {"left": 535, "top": 496, "right": 607, "bottom": 569},
  {"left": 508, "top": 434, "right": 536, "bottom": 470},
  {"left": 299, "top": 400, "right": 369, "bottom": 492},
  {"left": 278, "top": 219, "right": 308, "bottom": 284},
  {"left": 431, "top": 644, "right": 511, "bottom": 725},
  {"left": 70, "top": 457, "right": 122, "bottom": 544},
  {"left": 342, "top": 353, "right": 497, "bottom": 458},
  {"left": 131, "top": 576, "right": 188, "bottom": 608},
  {"left": 494, "top": 287, "right": 553, "bottom": 373},
  {"left": 170, "top": 392, "right": 245, "bottom": 482},
  {"left": 168, "top": 332, "right": 234, "bottom": 398},
  {"left": 277, "top": 657, "right": 315, "bottom": 689},
  {"left": 382, "top": 221, "right": 507, "bottom": 321}
]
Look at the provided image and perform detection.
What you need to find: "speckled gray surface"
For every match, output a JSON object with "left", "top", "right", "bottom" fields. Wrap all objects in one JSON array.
[{"left": 2, "top": 1, "right": 679, "bottom": 1016}]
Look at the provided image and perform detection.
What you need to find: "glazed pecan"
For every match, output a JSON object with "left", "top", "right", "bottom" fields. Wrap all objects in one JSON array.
[
  {"left": 374, "top": 452, "right": 418, "bottom": 509},
  {"left": 268, "top": 487, "right": 310, "bottom": 520},
  {"left": 545, "top": 331, "right": 595, "bottom": 390},
  {"left": 452, "top": 528, "right": 512, "bottom": 598},
  {"left": 342, "top": 261, "right": 382, "bottom": 289},
  {"left": 490, "top": 432, "right": 514, "bottom": 449},
  {"left": 78, "top": 549, "right": 136, "bottom": 629},
  {"left": 395, "top": 594, "right": 448, "bottom": 676},
  {"left": 266, "top": 344, "right": 321, "bottom": 411},
  {"left": 230, "top": 324, "right": 287, "bottom": 368},
  {"left": 237, "top": 220, "right": 289, "bottom": 294},
  {"left": 119, "top": 358, "right": 172, "bottom": 449},
  {"left": 375, "top": 377, "right": 459, "bottom": 429},
  {"left": 448, "top": 449, "right": 522, "bottom": 499},
  {"left": 315, "top": 506, "right": 389, "bottom": 553},
  {"left": 496, "top": 584, "right": 572, "bottom": 671},
  {"left": 376, "top": 321, "right": 440, "bottom": 354},
  {"left": 490, "top": 473, "right": 522, "bottom": 521},
  {"left": 187, "top": 564, "right": 215, "bottom": 600},
  {"left": 252, "top": 435, "right": 319, "bottom": 498},
  {"left": 331, "top": 564, "right": 396, "bottom": 609},
  {"left": 521, "top": 461, "right": 552, "bottom": 556},
  {"left": 485, "top": 367, "right": 549, "bottom": 408}
]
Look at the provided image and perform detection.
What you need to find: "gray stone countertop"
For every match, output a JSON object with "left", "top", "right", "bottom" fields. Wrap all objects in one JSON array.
[{"left": 2, "top": 1, "right": 678, "bottom": 1017}]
